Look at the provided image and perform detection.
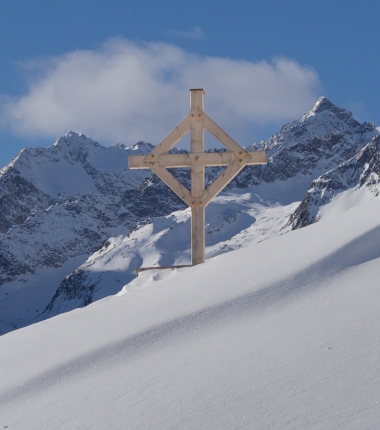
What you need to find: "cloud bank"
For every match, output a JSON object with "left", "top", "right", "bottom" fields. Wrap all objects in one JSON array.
[{"left": 1, "top": 38, "right": 321, "bottom": 146}]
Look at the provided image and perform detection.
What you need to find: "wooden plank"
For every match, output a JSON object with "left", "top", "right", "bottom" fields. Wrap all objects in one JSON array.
[
  {"left": 159, "top": 151, "right": 266, "bottom": 167},
  {"left": 190, "top": 89, "right": 206, "bottom": 265},
  {"left": 129, "top": 150, "right": 266, "bottom": 169},
  {"left": 202, "top": 161, "right": 246, "bottom": 207},
  {"left": 159, "top": 152, "right": 235, "bottom": 167},
  {"left": 190, "top": 89, "right": 204, "bottom": 154},
  {"left": 245, "top": 150, "right": 267, "bottom": 165},
  {"left": 191, "top": 163, "right": 204, "bottom": 198},
  {"left": 128, "top": 155, "right": 149, "bottom": 169},
  {"left": 191, "top": 204, "right": 205, "bottom": 265},
  {"left": 149, "top": 164, "right": 192, "bottom": 206},
  {"left": 190, "top": 89, "right": 204, "bottom": 110},
  {"left": 190, "top": 118, "right": 204, "bottom": 154},
  {"left": 149, "top": 112, "right": 192, "bottom": 157},
  {"left": 190, "top": 91, "right": 205, "bottom": 199},
  {"left": 202, "top": 111, "right": 250, "bottom": 157},
  {"left": 136, "top": 265, "right": 193, "bottom": 276}
]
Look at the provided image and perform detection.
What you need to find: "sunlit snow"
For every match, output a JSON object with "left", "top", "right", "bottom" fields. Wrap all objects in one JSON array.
[{"left": 1, "top": 192, "right": 380, "bottom": 429}]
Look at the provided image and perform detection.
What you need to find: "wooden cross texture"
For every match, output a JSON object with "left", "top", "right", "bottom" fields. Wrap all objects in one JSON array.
[{"left": 129, "top": 89, "right": 267, "bottom": 267}]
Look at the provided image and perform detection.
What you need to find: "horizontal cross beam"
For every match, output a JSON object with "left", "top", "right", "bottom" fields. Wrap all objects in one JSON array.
[{"left": 128, "top": 150, "right": 267, "bottom": 169}]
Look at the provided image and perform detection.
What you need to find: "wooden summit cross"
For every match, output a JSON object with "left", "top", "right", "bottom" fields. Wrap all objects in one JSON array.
[{"left": 129, "top": 89, "right": 267, "bottom": 269}]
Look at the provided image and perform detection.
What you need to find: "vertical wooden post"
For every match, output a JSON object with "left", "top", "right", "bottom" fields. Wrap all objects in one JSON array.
[{"left": 190, "top": 89, "right": 205, "bottom": 265}]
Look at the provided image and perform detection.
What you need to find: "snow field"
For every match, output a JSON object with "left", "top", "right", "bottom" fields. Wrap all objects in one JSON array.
[{"left": 1, "top": 196, "right": 380, "bottom": 428}]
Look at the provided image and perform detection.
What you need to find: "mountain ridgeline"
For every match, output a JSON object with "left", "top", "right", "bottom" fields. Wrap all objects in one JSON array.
[{"left": 1, "top": 97, "right": 379, "bottom": 335}]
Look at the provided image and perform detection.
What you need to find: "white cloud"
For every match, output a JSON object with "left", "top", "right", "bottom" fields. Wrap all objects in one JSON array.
[
  {"left": 1, "top": 38, "right": 321, "bottom": 147},
  {"left": 167, "top": 26, "right": 205, "bottom": 40}
]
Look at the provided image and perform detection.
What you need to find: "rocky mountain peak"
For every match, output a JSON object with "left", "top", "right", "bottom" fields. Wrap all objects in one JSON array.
[
  {"left": 53, "top": 130, "right": 97, "bottom": 147},
  {"left": 263, "top": 97, "right": 378, "bottom": 155},
  {"left": 308, "top": 96, "right": 335, "bottom": 114},
  {"left": 52, "top": 131, "right": 102, "bottom": 161},
  {"left": 300, "top": 96, "right": 361, "bottom": 128},
  {"left": 128, "top": 140, "right": 155, "bottom": 154}
]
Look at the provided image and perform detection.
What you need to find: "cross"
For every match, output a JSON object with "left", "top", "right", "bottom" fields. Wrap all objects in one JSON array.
[{"left": 129, "top": 89, "right": 267, "bottom": 267}]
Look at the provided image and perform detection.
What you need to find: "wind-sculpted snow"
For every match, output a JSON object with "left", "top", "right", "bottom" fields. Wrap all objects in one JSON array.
[
  {"left": 4, "top": 224, "right": 380, "bottom": 406},
  {"left": 2, "top": 198, "right": 380, "bottom": 429},
  {"left": 1, "top": 97, "right": 379, "bottom": 334}
]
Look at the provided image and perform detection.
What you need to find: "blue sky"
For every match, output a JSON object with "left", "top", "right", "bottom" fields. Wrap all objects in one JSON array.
[{"left": 0, "top": 0, "right": 379, "bottom": 167}]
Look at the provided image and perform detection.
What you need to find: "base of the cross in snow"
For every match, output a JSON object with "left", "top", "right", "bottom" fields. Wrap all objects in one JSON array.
[
  {"left": 135, "top": 265, "right": 193, "bottom": 277},
  {"left": 129, "top": 89, "right": 267, "bottom": 274}
]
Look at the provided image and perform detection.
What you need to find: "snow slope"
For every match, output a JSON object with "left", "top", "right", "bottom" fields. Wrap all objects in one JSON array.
[
  {"left": 1, "top": 191, "right": 380, "bottom": 429},
  {"left": 41, "top": 192, "right": 296, "bottom": 318}
]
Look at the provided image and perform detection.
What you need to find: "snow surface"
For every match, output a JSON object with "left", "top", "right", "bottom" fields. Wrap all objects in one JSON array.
[
  {"left": 40, "top": 191, "right": 297, "bottom": 318},
  {"left": 1, "top": 191, "right": 380, "bottom": 429}
]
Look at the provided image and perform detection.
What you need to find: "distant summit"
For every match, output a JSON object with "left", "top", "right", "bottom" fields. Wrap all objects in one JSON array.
[
  {"left": 262, "top": 96, "right": 377, "bottom": 155},
  {"left": 53, "top": 130, "right": 101, "bottom": 149},
  {"left": 308, "top": 96, "right": 336, "bottom": 114},
  {"left": 302, "top": 96, "right": 358, "bottom": 126}
]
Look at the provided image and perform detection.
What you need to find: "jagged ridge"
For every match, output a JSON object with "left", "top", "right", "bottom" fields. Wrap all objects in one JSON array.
[{"left": 288, "top": 134, "right": 380, "bottom": 229}]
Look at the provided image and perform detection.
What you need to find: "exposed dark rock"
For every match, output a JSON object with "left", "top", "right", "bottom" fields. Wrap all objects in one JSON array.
[{"left": 289, "top": 134, "right": 380, "bottom": 229}]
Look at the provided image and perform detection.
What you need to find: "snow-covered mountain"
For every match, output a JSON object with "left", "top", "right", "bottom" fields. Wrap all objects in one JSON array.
[
  {"left": 232, "top": 96, "right": 378, "bottom": 203},
  {"left": 289, "top": 133, "right": 380, "bottom": 228},
  {"left": 1, "top": 98, "right": 379, "bottom": 335},
  {"left": 0, "top": 135, "right": 182, "bottom": 333},
  {"left": 1, "top": 189, "right": 380, "bottom": 429}
]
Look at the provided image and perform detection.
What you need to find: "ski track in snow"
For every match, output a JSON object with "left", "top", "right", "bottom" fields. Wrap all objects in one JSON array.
[{"left": 2, "top": 225, "right": 380, "bottom": 408}]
